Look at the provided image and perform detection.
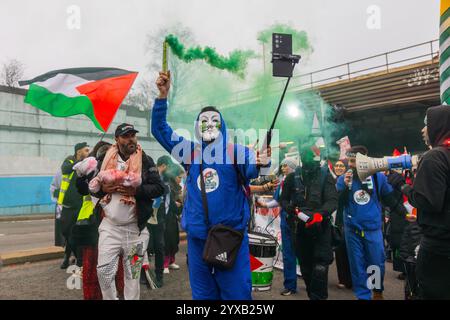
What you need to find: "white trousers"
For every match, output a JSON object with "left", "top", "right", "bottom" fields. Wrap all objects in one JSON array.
[{"left": 97, "top": 218, "right": 149, "bottom": 300}]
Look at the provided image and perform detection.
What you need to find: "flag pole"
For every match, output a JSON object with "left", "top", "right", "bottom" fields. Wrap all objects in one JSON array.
[
  {"left": 99, "top": 131, "right": 107, "bottom": 141},
  {"left": 163, "top": 40, "right": 168, "bottom": 73},
  {"left": 440, "top": 0, "right": 450, "bottom": 105}
]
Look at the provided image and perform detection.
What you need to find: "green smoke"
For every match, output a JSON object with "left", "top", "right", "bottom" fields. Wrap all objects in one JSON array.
[
  {"left": 239, "top": 23, "right": 314, "bottom": 131},
  {"left": 157, "top": 24, "right": 349, "bottom": 160},
  {"left": 257, "top": 23, "right": 313, "bottom": 54},
  {"left": 165, "top": 34, "right": 257, "bottom": 78},
  {"left": 166, "top": 60, "right": 238, "bottom": 138}
]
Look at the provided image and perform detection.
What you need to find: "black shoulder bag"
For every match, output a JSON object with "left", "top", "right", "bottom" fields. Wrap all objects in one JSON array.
[{"left": 200, "top": 160, "right": 245, "bottom": 270}]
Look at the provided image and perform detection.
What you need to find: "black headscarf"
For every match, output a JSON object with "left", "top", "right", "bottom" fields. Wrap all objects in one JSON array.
[
  {"left": 414, "top": 105, "right": 450, "bottom": 212},
  {"left": 427, "top": 105, "right": 450, "bottom": 148}
]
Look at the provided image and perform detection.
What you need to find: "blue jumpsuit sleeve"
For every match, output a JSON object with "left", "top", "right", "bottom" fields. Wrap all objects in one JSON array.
[
  {"left": 336, "top": 175, "right": 346, "bottom": 192},
  {"left": 379, "top": 173, "right": 394, "bottom": 197},
  {"left": 236, "top": 146, "right": 259, "bottom": 182},
  {"left": 273, "top": 184, "right": 281, "bottom": 201},
  {"left": 151, "top": 98, "right": 194, "bottom": 164}
]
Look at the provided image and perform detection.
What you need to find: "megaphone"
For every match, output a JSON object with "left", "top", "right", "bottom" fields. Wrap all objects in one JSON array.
[{"left": 355, "top": 153, "right": 420, "bottom": 181}]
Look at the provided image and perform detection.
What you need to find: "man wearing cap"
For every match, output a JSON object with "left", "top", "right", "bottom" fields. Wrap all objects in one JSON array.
[
  {"left": 91, "top": 123, "right": 164, "bottom": 300},
  {"left": 58, "top": 142, "right": 90, "bottom": 269}
]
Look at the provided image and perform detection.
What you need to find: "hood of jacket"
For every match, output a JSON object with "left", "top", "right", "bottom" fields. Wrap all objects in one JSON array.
[{"left": 427, "top": 105, "right": 450, "bottom": 148}]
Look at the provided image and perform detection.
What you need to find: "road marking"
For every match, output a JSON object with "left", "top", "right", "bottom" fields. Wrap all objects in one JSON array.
[{"left": 0, "top": 234, "right": 5, "bottom": 236}]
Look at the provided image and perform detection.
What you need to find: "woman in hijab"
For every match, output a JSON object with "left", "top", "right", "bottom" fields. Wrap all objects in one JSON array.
[{"left": 333, "top": 159, "right": 352, "bottom": 289}]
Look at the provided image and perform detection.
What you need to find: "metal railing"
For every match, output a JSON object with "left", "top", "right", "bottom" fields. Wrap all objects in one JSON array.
[
  {"left": 181, "top": 39, "right": 439, "bottom": 109},
  {"left": 289, "top": 39, "right": 439, "bottom": 91}
]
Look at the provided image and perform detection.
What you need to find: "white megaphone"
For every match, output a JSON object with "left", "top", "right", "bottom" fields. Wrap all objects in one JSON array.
[{"left": 355, "top": 153, "right": 420, "bottom": 181}]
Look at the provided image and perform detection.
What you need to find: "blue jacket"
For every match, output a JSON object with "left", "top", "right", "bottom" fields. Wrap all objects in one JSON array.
[
  {"left": 336, "top": 172, "right": 393, "bottom": 231},
  {"left": 151, "top": 98, "right": 259, "bottom": 239}
]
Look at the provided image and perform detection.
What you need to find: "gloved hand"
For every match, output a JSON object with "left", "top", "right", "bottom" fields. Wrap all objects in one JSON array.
[
  {"left": 295, "top": 208, "right": 323, "bottom": 234},
  {"left": 305, "top": 213, "right": 324, "bottom": 229},
  {"left": 388, "top": 172, "right": 406, "bottom": 190},
  {"left": 285, "top": 204, "right": 297, "bottom": 217},
  {"left": 400, "top": 184, "right": 412, "bottom": 195},
  {"left": 284, "top": 205, "right": 298, "bottom": 227}
]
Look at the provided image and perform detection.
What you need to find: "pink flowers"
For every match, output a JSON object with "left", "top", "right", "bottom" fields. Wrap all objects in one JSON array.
[
  {"left": 88, "top": 169, "right": 142, "bottom": 193},
  {"left": 73, "top": 157, "right": 98, "bottom": 177}
]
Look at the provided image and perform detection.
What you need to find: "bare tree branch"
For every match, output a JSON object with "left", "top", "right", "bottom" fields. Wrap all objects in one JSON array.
[
  {"left": 144, "top": 22, "right": 197, "bottom": 106},
  {"left": 1, "top": 59, "right": 25, "bottom": 87}
]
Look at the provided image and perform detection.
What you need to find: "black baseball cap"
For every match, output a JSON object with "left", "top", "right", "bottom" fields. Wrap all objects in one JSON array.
[
  {"left": 115, "top": 123, "right": 139, "bottom": 137},
  {"left": 346, "top": 145, "right": 368, "bottom": 157},
  {"left": 74, "top": 142, "right": 89, "bottom": 153}
]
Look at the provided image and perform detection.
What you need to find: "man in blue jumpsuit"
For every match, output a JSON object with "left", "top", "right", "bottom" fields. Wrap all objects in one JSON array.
[
  {"left": 336, "top": 145, "right": 395, "bottom": 300},
  {"left": 151, "top": 71, "right": 268, "bottom": 300}
]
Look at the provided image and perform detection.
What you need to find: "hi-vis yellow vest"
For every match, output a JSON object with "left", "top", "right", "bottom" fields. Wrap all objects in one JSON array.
[
  {"left": 76, "top": 195, "right": 95, "bottom": 223},
  {"left": 57, "top": 159, "right": 75, "bottom": 205}
]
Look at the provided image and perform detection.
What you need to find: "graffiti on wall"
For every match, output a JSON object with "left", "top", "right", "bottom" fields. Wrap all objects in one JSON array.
[{"left": 403, "top": 67, "right": 439, "bottom": 87}]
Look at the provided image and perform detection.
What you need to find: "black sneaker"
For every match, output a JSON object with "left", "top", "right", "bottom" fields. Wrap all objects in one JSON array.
[
  {"left": 280, "top": 289, "right": 296, "bottom": 296},
  {"left": 140, "top": 269, "right": 148, "bottom": 285},
  {"left": 155, "top": 274, "right": 164, "bottom": 288},
  {"left": 143, "top": 269, "right": 159, "bottom": 289},
  {"left": 60, "top": 257, "right": 70, "bottom": 269}
]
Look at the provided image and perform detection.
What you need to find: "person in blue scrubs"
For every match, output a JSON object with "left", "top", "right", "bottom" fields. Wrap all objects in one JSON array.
[
  {"left": 151, "top": 71, "right": 269, "bottom": 300},
  {"left": 336, "top": 145, "right": 395, "bottom": 300}
]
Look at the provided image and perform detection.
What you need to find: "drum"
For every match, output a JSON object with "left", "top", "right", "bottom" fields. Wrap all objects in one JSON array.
[{"left": 249, "top": 232, "right": 277, "bottom": 291}]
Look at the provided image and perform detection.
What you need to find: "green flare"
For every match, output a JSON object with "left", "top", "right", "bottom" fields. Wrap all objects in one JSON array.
[
  {"left": 165, "top": 34, "right": 256, "bottom": 78},
  {"left": 257, "top": 23, "right": 313, "bottom": 53},
  {"left": 159, "top": 24, "right": 348, "bottom": 156}
]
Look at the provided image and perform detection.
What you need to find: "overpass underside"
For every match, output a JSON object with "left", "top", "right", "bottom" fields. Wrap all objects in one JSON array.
[{"left": 317, "top": 58, "right": 440, "bottom": 155}]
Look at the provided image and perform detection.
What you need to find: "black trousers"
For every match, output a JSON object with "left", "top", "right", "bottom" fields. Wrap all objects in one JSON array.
[
  {"left": 54, "top": 207, "right": 65, "bottom": 247},
  {"left": 295, "top": 222, "right": 333, "bottom": 300},
  {"left": 392, "top": 246, "right": 406, "bottom": 273},
  {"left": 403, "top": 259, "right": 419, "bottom": 300},
  {"left": 60, "top": 207, "right": 78, "bottom": 262},
  {"left": 147, "top": 223, "right": 165, "bottom": 277},
  {"left": 335, "top": 240, "right": 352, "bottom": 289},
  {"left": 416, "top": 247, "right": 450, "bottom": 300}
]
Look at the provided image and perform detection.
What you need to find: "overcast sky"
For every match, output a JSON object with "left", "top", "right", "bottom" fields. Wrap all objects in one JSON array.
[{"left": 0, "top": 0, "right": 440, "bottom": 85}]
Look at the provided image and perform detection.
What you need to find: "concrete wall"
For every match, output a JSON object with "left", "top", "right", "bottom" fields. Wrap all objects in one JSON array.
[{"left": 0, "top": 86, "right": 175, "bottom": 215}]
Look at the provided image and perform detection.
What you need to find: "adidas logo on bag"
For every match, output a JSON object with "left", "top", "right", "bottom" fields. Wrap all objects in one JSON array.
[{"left": 215, "top": 252, "right": 228, "bottom": 263}]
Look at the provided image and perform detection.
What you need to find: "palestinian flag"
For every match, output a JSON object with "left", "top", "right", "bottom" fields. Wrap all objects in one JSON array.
[
  {"left": 19, "top": 68, "right": 138, "bottom": 132},
  {"left": 441, "top": 0, "right": 450, "bottom": 104}
]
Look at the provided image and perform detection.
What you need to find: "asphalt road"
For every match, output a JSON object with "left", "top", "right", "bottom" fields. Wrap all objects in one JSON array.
[
  {"left": 0, "top": 219, "right": 54, "bottom": 254},
  {"left": 0, "top": 240, "right": 405, "bottom": 300}
]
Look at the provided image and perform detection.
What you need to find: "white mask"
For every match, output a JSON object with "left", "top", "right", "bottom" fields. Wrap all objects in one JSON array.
[{"left": 197, "top": 111, "right": 221, "bottom": 142}]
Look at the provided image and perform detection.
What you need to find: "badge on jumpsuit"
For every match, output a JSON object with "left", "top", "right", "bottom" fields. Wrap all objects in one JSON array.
[
  {"left": 353, "top": 190, "right": 371, "bottom": 205},
  {"left": 197, "top": 168, "right": 220, "bottom": 193}
]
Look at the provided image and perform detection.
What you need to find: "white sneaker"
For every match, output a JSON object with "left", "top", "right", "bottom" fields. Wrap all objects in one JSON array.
[
  {"left": 74, "top": 266, "right": 83, "bottom": 278},
  {"left": 168, "top": 263, "right": 180, "bottom": 270},
  {"left": 163, "top": 268, "right": 170, "bottom": 274}
]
